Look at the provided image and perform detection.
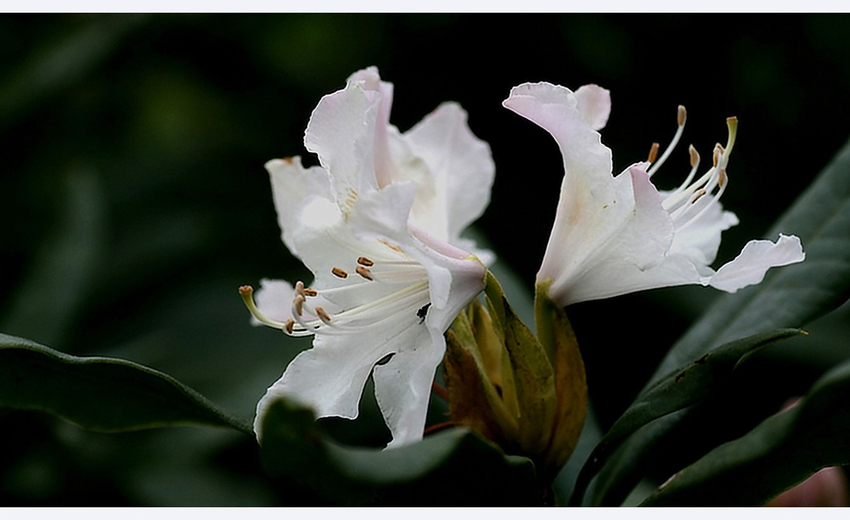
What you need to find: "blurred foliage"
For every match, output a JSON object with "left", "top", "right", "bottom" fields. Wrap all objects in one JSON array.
[{"left": 2, "top": 14, "right": 850, "bottom": 505}]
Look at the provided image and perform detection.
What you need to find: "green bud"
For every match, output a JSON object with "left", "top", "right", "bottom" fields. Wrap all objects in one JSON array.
[{"left": 443, "top": 271, "right": 587, "bottom": 486}]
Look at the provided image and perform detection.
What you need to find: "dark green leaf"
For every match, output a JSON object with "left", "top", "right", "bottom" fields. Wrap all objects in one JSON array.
[
  {"left": 572, "top": 329, "right": 803, "bottom": 505},
  {"left": 641, "top": 359, "right": 850, "bottom": 506},
  {"left": 591, "top": 137, "right": 850, "bottom": 505},
  {"left": 258, "top": 397, "right": 543, "bottom": 505},
  {"left": 0, "top": 333, "right": 251, "bottom": 434}
]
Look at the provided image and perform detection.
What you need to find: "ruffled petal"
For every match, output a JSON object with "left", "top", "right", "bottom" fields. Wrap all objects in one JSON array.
[
  {"left": 574, "top": 84, "right": 611, "bottom": 131},
  {"left": 707, "top": 234, "right": 806, "bottom": 292}
]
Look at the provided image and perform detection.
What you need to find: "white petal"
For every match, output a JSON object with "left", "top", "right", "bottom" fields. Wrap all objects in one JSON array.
[
  {"left": 708, "top": 234, "right": 806, "bottom": 292},
  {"left": 252, "top": 278, "right": 294, "bottom": 326},
  {"left": 265, "top": 156, "right": 333, "bottom": 257},
  {"left": 253, "top": 304, "right": 431, "bottom": 443},
  {"left": 373, "top": 337, "right": 443, "bottom": 448},
  {"left": 667, "top": 194, "right": 740, "bottom": 267},
  {"left": 401, "top": 102, "right": 495, "bottom": 244},
  {"left": 304, "top": 78, "right": 381, "bottom": 207},
  {"left": 574, "top": 84, "right": 611, "bottom": 131},
  {"left": 544, "top": 166, "right": 675, "bottom": 305},
  {"left": 346, "top": 181, "right": 418, "bottom": 244},
  {"left": 346, "top": 67, "right": 397, "bottom": 189}
]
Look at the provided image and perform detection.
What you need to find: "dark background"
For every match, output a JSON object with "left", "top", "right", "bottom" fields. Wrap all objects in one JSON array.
[{"left": 1, "top": 14, "right": 849, "bottom": 504}]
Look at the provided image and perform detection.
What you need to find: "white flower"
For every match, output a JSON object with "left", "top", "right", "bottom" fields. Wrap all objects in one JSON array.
[
  {"left": 503, "top": 82, "right": 805, "bottom": 306},
  {"left": 242, "top": 67, "right": 493, "bottom": 448}
]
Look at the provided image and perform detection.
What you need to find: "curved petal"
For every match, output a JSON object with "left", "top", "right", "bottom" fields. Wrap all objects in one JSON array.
[
  {"left": 574, "top": 84, "right": 611, "bottom": 131},
  {"left": 402, "top": 102, "right": 495, "bottom": 244},
  {"left": 707, "top": 234, "right": 806, "bottom": 292},
  {"left": 666, "top": 193, "right": 740, "bottom": 266}
]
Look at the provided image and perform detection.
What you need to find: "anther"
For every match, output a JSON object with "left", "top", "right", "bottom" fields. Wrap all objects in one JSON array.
[
  {"left": 689, "top": 145, "right": 699, "bottom": 167},
  {"left": 647, "top": 142, "right": 660, "bottom": 164},
  {"left": 315, "top": 306, "right": 332, "bottom": 323},
  {"left": 332, "top": 267, "right": 349, "bottom": 279},
  {"left": 284, "top": 318, "right": 295, "bottom": 334},
  {"left": 293, "top": 294, "right": 305, "bottom": 316},
  {"left": 356, "top": 266, "right": 374, "bottom": 281},
  {"left": 295, "top": 280, "right": 305, "bottom": 297},
  {"left": 677, "top": 105, "right": 687, "bottom": 126},
  {"left": 357, "top": 256, "right": 375, "bottom": 267},
  {"left": 691, "top": 188, "right": 707, "bottom": 204},
  {"left": 718, "top": 168, "right": 727, "bottom": 188},
  {"left": 304, "top": 288, "right": 318, "bottom": 297},
  {"left": 712, "top": 147, "right": 720, "bottom": 168}
]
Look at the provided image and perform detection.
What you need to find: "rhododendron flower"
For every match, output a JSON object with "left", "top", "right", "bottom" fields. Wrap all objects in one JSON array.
[
  {"left": 503, "top": 82, "right": 805, "bottom": 306},
  {"left": 241, "top": 67, "right": 493, "bottom": 448}
]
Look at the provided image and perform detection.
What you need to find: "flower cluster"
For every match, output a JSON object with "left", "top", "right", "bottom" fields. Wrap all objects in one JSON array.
[{"left": 242, "top": 68, "right": 805, "bottom": 455}]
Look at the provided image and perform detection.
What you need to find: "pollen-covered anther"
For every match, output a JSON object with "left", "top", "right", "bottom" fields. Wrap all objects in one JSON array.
[
  {"left": 691, "top": 188, "right": 707, "bottom": 204},
  {"left": 295, "top": 280, "right": 305, "bottom": 297},
  {"left": 718, "top": 168, "right": 728, "bottom": 188},
  {"left": 677, "top": 105, "right": 687, "bottom": 126},
  {"left": 357, "top": 256, "right": 375, "bottom": 267},
  {"left": 293, "top": 294, "right": 305, "bottom": 316},
  {"left": 332, "top": 267, "right": 349, "bottom": 279},
  {"left": 315, "top": 306, "right": 332, "bottom": 323},
  {"left": 304, "top": 288, "right": 318, "bottom": 297},
  {"left": 356, "top": 266, "right": 374, "bottom": 281},
  {"left": 647, "top": 142, "right": 660, "bottom": 163},
  {"left": 689, "top": 145, "right": 699, "bottom": 167},
  {"left": 284, "top": 318, "right": 295, "bottom": 334}
]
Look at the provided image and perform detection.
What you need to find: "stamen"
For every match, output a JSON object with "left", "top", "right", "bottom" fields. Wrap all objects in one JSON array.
[
  {"left": 295, "top": 280, "right": 305, "bottom": 297},
  {"left": 284, "top": 318, "right": 295, "bottom": 334},
  {"left": 332, "top": 267, "right": 349, "bottom": 279},
  {"left": 647, "top": 142, "right": 660, "bottom": 164},
  {"left": 647, "top": 104, "right": 687, "bottom": 177},
  {"left": 718, "top": 168, "right": 727, "bottom": 188},
  {"left": 315, "top": 306, "right": 332, "bottom": 323},
  {"left": 304, "top": 288, "right": 318, "bottom": 297},
  {"left": 293, "top": 294, "right": 305, "bottom": 316},
  {"left": 689, "top": 144, "right": 699, "bottom": 168},
  {"left": 691, "top": 188, "right": 707, "bottom": 204},
  {"left": 238, "top": 285, "right": 291, "bottom": 331},
  {"left": 356, "top": 266, "right": 374, "bottom": 281},
  {"left": 357, "top": 256, "right": 375, "bottom": 267}
]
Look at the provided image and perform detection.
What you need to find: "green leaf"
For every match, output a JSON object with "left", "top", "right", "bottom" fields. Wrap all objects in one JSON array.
[
  {"left": 258, "top": 397, "right": 544, "bottom": 505},
  {"left": 641, "top": 358, "right": 850, "bottom": 505},
  {"left": 590, "top": 137, "right": 850, "bottom": 505},
  {"left": 572, "top": 329, "right": 803, "bottom": 505},
  {"left": 0, "top": 333, "right": 251, "bottom": 434}
]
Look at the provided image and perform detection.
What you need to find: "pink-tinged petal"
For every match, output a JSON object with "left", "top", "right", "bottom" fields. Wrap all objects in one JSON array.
[
  {"left": 574, "top": 84, "right": 611, "bottom": 131},
  {"left": 708, "top": 234, "right": 806, "bottom": 292},
  {"left": 347, "top": 67, "right": 397, "bottom": 189},
  {"left": 402, "top": 102, "right": 495, "bottom": 244},
  {"left": 304, "top": 78, "right": 381, "bottom": 209},
  {"left": 265, "top": 156, "right": 333, "bottom": 257}
]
